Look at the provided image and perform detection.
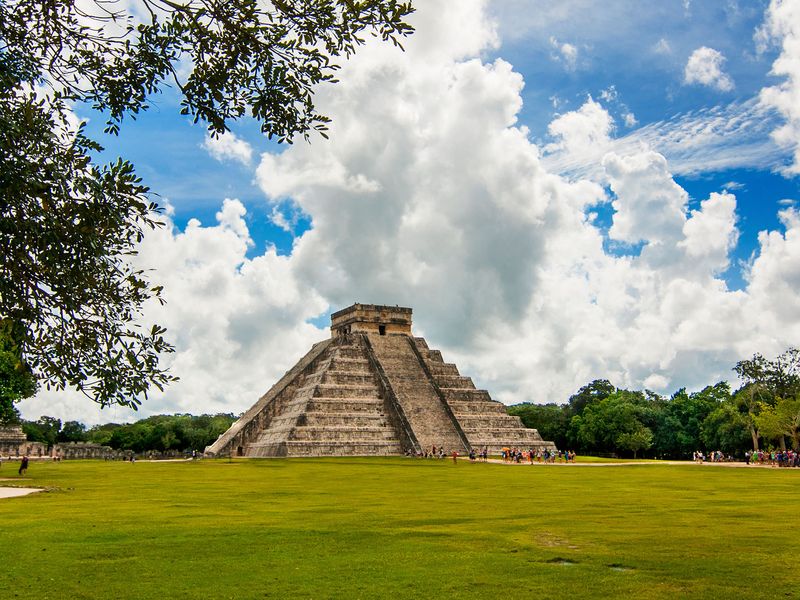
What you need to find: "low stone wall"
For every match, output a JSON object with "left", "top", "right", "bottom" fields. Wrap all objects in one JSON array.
[
  {"left": 56, "top": 442, "right": 131, "bottom": 460},
  {"left": 0, "top": 440, "right": 48, "bottom": 458}
]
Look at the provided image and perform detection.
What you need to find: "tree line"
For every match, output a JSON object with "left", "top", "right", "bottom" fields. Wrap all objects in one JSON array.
[
  {"left": 20, "top": 413, "right": 236, "bottom": 454},
  {"left": 508, "top": 348, "right": 800, "bottom": 459}
]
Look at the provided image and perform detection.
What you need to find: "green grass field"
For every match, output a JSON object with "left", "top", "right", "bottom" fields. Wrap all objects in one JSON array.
[{"left": 1, "top": 458, "right": 798, "bottom": 599}]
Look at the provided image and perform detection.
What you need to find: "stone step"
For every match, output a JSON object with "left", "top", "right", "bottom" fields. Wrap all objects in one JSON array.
[
  {"left": 289, "top": 426, "right": 400, "bottom": 442},
  {"left": 329, "top": 357, "right": 371, "bottom": 371},
  {"left": 313, "top": 384, "right": 381, "bottom": 398},
  {"left": 306, "top": 398, "right": 384, "bottom": 412},
  {"left": 434, "top": 375, "right": 475, "bottom": 389},
  {"left": 336, "top": 347, "right": 368, "bottom": 359},
  {"left": 264, "top": 414, "right": 304, "bottom": 428},
  {"left": 246, "top": 440, "right": 404, "bottom": 457},
  {"left": 426, "top": 349, "right": 443, "bottom": 363},
  {"left": 441, "top": 389, "right": 492, "bottom": 402},
  {"left": 454, "top": 415, "right": 523, "bottom": 428},
  {"left": 427, "top": 362, "right": 460, "bottom": 376},
  {"left": 321, "top": 371, "right": 377, "bottom": 386},
  {"left": 298, "top": 413, "right": 389, "bottom": 427},
  {"left": 447, "top": 400, "right": 507, "bottom": 414},
  {"left": 462, "top": 426, "right": 542, "bottom": 436}
]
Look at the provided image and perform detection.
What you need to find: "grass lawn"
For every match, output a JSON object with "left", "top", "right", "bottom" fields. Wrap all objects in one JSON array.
[{"left": 1, "top": 458, "right": 798, "bottom": 599}]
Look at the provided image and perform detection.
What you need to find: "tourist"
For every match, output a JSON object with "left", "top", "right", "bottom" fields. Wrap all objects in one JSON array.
[
  {"left": 451, "top": 450, "right": 458, "bottom": 463},
  {"left": 18, "top": 455, "right": 28, "bottom": 477}
]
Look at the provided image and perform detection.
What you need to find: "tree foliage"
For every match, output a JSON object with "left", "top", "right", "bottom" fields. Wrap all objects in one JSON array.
[
  {"left": 0, "top": 324, "right": 37, "bottom": 424},
  {"left": 508, "top": 351, "right": 800, "bottom": 458},
  {"left": 0, "top": 0, "right": 414, "bottom": 409},
  {"left": 755, "top": 397, "right": 800, "bottom": 450},
  {"left": 507, "top": 402, "right": 570, "bottom": 450},
  {"left": 21, "top": 412, "right": 236, "bottom": 452},
  {"left": 511, "top": 379, "right": 754, "bottom": 458},
  {"left": 22, "top": 415, "right": 62, "bottom": 449},
  {"left": 731, "top": 348, "right": 800, "bottom": 450}
]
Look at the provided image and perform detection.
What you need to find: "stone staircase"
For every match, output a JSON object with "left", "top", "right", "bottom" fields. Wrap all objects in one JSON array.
[
  {"left": 245, "top": 336, "right": 403, "bottom": 457},
  {"left": 367, "top": 334, "right": 467, "bottom": 454},
  {"left": 412, "top": 338, "right": 555, "bottom": 454}
]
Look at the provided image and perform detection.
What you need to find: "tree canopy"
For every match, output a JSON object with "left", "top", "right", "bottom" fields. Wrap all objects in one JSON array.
[
  {"left": 21, "top": 412, "right": 236, "bottom": 452},
  {"left": 0, "top": 0, "right": 414, "bottom": 411},
  {"left": 510, "top": 350, "right": 800, "bottom": 459}
]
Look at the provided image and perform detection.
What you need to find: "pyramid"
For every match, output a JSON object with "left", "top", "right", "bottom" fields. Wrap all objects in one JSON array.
[{"left": 206, "top": 304, "right": 556, "bottom": 457}]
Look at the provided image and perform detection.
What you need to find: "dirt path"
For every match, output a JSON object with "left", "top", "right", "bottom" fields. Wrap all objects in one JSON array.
[{"left": 0, "top": 486, "right": 43, "bottom": 498}]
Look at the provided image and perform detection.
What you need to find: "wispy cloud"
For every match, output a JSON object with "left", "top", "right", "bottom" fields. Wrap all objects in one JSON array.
[
  {"left": 543, "top": 98, "right": 788, "bottom": 180},
  {"left": 549, "top": 36, "right": 578, "bottom": 71}
]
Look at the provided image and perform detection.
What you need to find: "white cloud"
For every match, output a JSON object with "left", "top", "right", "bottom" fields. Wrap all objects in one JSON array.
[
  {"left": 543, "top": 97, "right": 614, "bottom": 175},
  {"left": 684, "top": 46, "right": 735, "bottom": 92},
  {"left": 599, "top": 86, "right": 618, "bottom": 102},
  {"left": 723, "top": 181, "right": 745, "bottom": 191},
  {"left": 679, "top": 192, "right": 739, "bottom": 275},
  {"left": 654, "top": 38, "right": 672, "bottom": 55},
  {"left": 622, "top": 112, "right": 638, "bottom": 128},
  {"left": 604, "top": 151, "right": 687, "bottom": 247},
  {"left": 550, "top": 36, "right": 579, "bottom": 71},
  {"left": 202, "top": 131, "right": 254, "bottom": 166},
  {"left": 758, "top": 0, "right": 800, "bottom": 175}
]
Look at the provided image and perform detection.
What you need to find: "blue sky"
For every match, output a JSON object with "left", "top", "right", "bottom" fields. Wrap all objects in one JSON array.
[{"left": 23, "top": 0, "right": 800, "bottom": 424}]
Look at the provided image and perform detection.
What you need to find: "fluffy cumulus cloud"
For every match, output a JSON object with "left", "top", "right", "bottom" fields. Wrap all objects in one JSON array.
[
  {"left": 21, "top": 0, "right": 800, "bottom": 424},
  {"left": 758, "top": 0, "right": 800, "bottom": 175},
  {"left": 202, "top": 131, "right": 254, "bottom": 165},
  {"left": 542, "top": 97, "right": 615, "bottom": 178},
  {"left": 684, "top": 46, "right": 735, "bottom": 91}
]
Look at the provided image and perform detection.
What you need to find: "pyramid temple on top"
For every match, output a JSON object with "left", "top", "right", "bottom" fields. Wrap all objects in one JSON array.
[{"left": 206, "top": 304, "right": 556, "bottom": 457}]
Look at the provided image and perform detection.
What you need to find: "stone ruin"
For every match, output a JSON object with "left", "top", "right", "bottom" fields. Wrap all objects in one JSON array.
[
  {"left": 206, "top": 303, "right": 556, "bottom": 457},
  {"left": 0, "top": 426, "right": 124, "bottom": 461},
  {"left": 0, "top": 425, "right": 47, "bottom": 458}
]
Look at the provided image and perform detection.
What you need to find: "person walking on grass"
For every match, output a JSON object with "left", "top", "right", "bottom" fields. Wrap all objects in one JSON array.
[{"left": 18, "top": 455, "right": 28, "bottom": 477}]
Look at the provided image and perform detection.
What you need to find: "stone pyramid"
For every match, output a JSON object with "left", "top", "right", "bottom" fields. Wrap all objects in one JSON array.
[{"left": 206, "top": 304, "right": 555, "bottom": 457}]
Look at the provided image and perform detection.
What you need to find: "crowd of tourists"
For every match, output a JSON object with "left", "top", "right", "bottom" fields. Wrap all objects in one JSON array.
[
  {"left": 405, "top": 445, "right": 473, "bottom": 460},
  {"left": 744, "top": 449, "right": 800, "bottom": 467},
  {"left": 499, "top": 447, "right": 575, "bottom": 463},
  {"left": 691, "top": 449, "right": 800, "bottom": 466},
  {"left": 693, "top": 450, "right": 735, "bottom": 462},
  {"left": 405, "top": 445, "right": 577, "bottom": 463}
]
